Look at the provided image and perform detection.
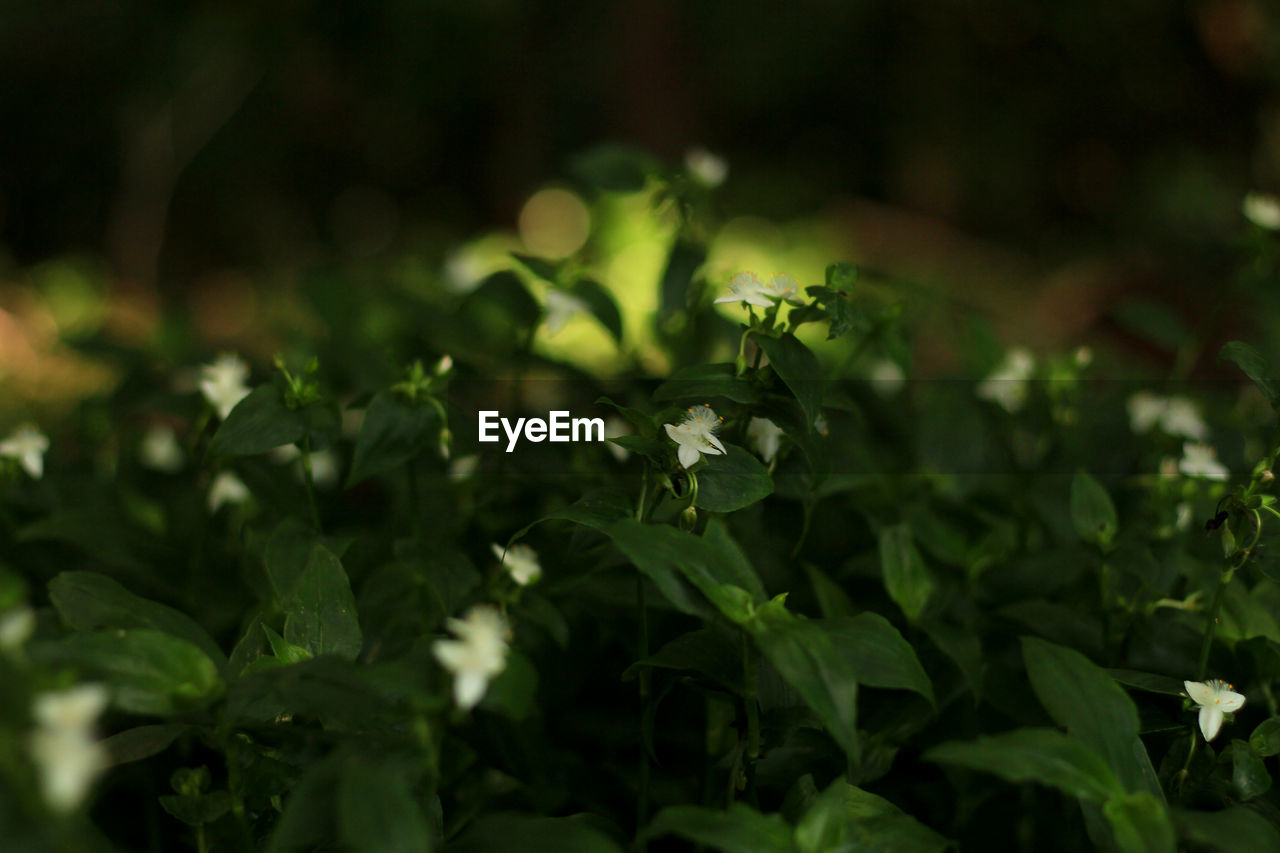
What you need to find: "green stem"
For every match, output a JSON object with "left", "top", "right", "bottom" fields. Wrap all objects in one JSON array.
[
  {"left": 300, "top": 435, "right": 321, "bottom": 531},
  {"left": 637, "top": 570, "right": 651, "bottom": 841},
  {"left": 1196, "top": 570, "right": 1229, "bottom": 681},
  {"left": 196, "top": 824, "right": 209, "bottom": 853}
]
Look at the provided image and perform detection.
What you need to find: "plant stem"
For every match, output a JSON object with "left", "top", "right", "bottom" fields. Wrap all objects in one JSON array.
[
  {"left": 1196, "top": 569, "right": 1229, "bottom": 681},
  {"left": 637, "top": 569, "right": 651, "bottom": 842},
  {"left": 300, "top": 435, "right": 321, "bottom": 531}
]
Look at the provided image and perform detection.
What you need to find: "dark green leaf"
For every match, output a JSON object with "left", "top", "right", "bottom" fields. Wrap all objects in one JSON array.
[
  {"left": 283, "top": 545, "right": 362, "bottom": 660},
  {"left": 208, "top": 384, "right": 305, "bottom": 458},
  {"left": 623, "top": 628, "right": 744, "bottom": 692},
  {"left": 567, "top": 144, "right": 656, "bottom": 193},
  {"left": 510, "top": 252, "right": 564, "bottom": 283},
  {"left": 923, "top": 622, "right": 984, "bottom": 701},
  {"left": 263, "top": 624, "right": 312, "bottom": 663},
  {"left": 571, "top": 278, "right": 624, "bottom": 342},
  {"left": 653, "top": 363, "right": 763, "bottom": 405},
  {"left": 18, "top": 508, "right": 171, "bottom": 575},
  {"left": 878, "top": 525, "right": 933, "bottom": 624},
  {"left": 752, "top": 333, "right": 823, "bottom": 427},
  {"left": 1071, "top": 471, "right": 1118, "bottom": 547},
  {"left": 1231, "top": 739, "right": 1272, "bottom": 800},
  {"left": 480, "top": 649, "right": 538, "bottom": 721},
  {"left": 1175, "top": 806, "right": 1280, "bottom": 851},
  {"left": 159, "top": 791, "right": 232, "bottom": 827},
  {"left": 1108, "top": 669, "right": 1186, "bottom": 696},
  {"left": 1218, "top": 341, "right": 1280, "bottom": 413},
  {"left": 595, "top": 396, "right": 656, "bottom": 437},
  {"left": 660, "top": 240, "right": 707, "bottom": 317},
  {"left": 102, "top": 724, "right": 190, "bottom": 767},
  {"left": 643, "top": 803, "right": 797, "bottom": 853},
  {"left": 346, "top": 391, "right": 438, "bottom": 487},
  {"left": 794, "top": 778, "right": 949, "bottom": 853},
  {"left": 926, "top": 728, "right": 1124, "bottom": 802},
  {"left": 805, "top": 565, "right": 855, "bottom": 619},
  {"left": 49, "top": 571, "right": 225, "bottom": 667},
  {"left": 1022, "top": 637, "right": 1163, "bottom": 799},
  {"left": 826, "top": 613, "right": 934, "bottom": 704},
  {"left": 1250, "top": 716, "right": 1280, "bottom": 756},
  {"left": 696, "top": 445, "right": 774, "bottom": 512},
  {"left": 449, "top": 814, "right": 624, "bottom": 853},
  {"left": 338, "top": 758, "right": 431, "bottom": 853},
  {"left": 1102, "top": 792, "right": 1175, "bottom": 853}
]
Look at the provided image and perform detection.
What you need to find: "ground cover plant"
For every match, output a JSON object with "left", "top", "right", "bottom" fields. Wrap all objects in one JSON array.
[{"left": 4, "top": 153, "right": 1280, "bottom": 852}]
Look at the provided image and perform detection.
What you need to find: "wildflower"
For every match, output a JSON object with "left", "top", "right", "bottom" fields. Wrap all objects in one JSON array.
[
  {"left": 1243, "top": 192, "right": 1280, "bottom": 230},
  {"left": 0, "top": 606, "right": 35, "bottom": 651},
  {"left": 199, "top": 354, "right": 251, "bottom": 420},
  {"left": 432, "top": 605, "right": 510, "bottom": 710},
  {"left": 814, "top": 414, "right": 830, "bottom": 436},
  {"left": 685, "top": 147, "right": 728, "bottom": 188},
  {"left": 544, "top": 290, "right": 589, "bottom": 336},
  {"left": 714, "top": 272, "right": 773, "bottom": 308},
  {"left": 1179, "top": 443, "right": 1229, "bottom": 481},
  {"left": 435, "top": 354, "right": 454, "bottom": 376},
  {"left": 29, "top": 684, "right": 110, "bottom": 811},
  {"left": 207, "top": 471, "right": 251, "bottom": 513},
  {"left": 1184, "top": 679, "right": 1245, "bottom": 742},
  {"left": 976, "top": 348, "right": 1035, "bottom": 413},
  {"left": 0, "top": 424, "right": 49, "bottom": 479},
  {"left": 746, "top": 417, "right": 783, "bottom": 463},
  {"left": 139, "top": 424, "right": 183, "bottom": 473},
  {"left": 869, "top": 360, "right": 906, "bottom": 397},
  {"left": 1127, "top": 392, "right": 1167, "bottom": 434},
  {"left": 664, "top": 404, "right": 726, "bottom": 469},
  {"left": 1160, "top": 397, "right": 1208, "bottom": 441},
  {"left": 759, "top": 274, "right": 805, "bottom": 305},
  {"left": 492, "top": 543, "right": 542, "bottom": 586},
  {"left": 449, "top": 454, "right": 479, "bottom": 483}
]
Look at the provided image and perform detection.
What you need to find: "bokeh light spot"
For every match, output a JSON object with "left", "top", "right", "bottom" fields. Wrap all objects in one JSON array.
[{"left": 518, "top": 188, "right": 590, "bottom": 259}]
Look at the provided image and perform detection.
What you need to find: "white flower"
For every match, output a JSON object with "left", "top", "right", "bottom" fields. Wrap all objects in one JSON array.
[
  {"left": 714, "top": 272, "right": 774, "bottom": 308},
  {"left": 0, "top": 424, "right": 49, "bottom": 479},
  {"left": 1243, "top": 192, "right": 1280, "bottom": 230},
  {"left": 449, "top": 454, "right": 479, "bottom": 483},
  {"left": 1179, "top": 443, "right": 1229, "bottom": 481},
  {"left": 746, "top": 417, "right": 783, "bottom": 463},
  {"left": 664, "top": 404, "right": 726, "bottom": 469},
  {"left": 492, "top": 543, "right": 542, "bottom": 586},
  {"left": 759, "top": 274, "right": 805, "bottom": 306},
  {"left": 435, "top": 354, "right": 454, "bottom": 376},
  {"left": 306, "top": 448, "right": 339, "bottom": 489},
  {"left": 29, "top": 684, "right": 110, "bottom": 812},
  {"left": 1127, "top": 392, "right": 1167, "bottom": 434},
  {"left": 1184, "top": 679, "right": 1245, "bottom": 742},
  {"left": 207, "top": 471, "right": 251, "bottom": 513},
  {"left": 869, "top": 359, "right": 906, "bottom": 397},
  {"left": 1175, "top": 502, "right": 1193, "bottom": 531},
  {"left": 1160, "top": 397, "right": 1208, "bottom": 441},
  {"left": 976, "top": 348, "right": 1036, "bottom": 412},
  {"left": 432, "top": 605, "right": 510, "bottom": 710},
  {"left": 813, "top": 414, "right": 830, "bottom": 436},
  {"left": 544, "top": 290, "right": 589, "bottom": 336},
  {"left": 685, "top": 147, "right": 728, "bottom": 188},
  {"left": 139, "top": 424, "right": 183, "bottom": 473},
  {"left": 199, "top": 353, "right": 251, "bottom": 420},
  {"left": 0, "top": 606, "right": 35, "bottom": 651}
]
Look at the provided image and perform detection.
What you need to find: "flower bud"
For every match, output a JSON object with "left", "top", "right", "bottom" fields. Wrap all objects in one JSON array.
[{"left": 680, "top": 506, "right": 698, "bottom": 530}]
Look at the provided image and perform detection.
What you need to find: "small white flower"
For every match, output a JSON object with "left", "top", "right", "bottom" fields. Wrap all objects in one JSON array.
[
  {"left": 199, "top": 353, "right": 251, "bottom": 420},
  {"left": 976, "top": 348, "right": 1035, "bottom": 412},
  {"left": 435, "top": 354, "right": 454, "bottom": 376},
  {"left": 208, "top": 471, "right": 251, "bottom": 513},
  {"left": 714, "top": 272, "right": 774, "bottom": 309},
  {"left": 1175, "top": 502, "right": 1193, "bottom": 531},
  {"left": 1127, "top": 392, "right": 1167, "bottom": 434},
  {"left": 305, "top": 448, "right": 340, "bottom": 489},
  {"left": 869, "top": 360, "right": 906, "bottom": 397},
  {"left": 30, "top": 684, "right": 110, "bottom": 812},
  {"left": 492, "top": 543, "right": 542, "bottom": 586},
  {"left": 664, "top": 404, "right": 726, "bottom": 469},
  {"left": 1184, "top": 678, "right": 1245, "bottom": 742},
  {"left": 432, "top": 605, "right": 510, "bottom": 710},
  {"left": 449, "top": 454, "right": 479, "bottom": 483},
  {"left": 544, "top": 290, "right": 589, "bottom": 336},
  {"left": 0, "top": 424, "right": 49, "bottom": 479},
  {"left": 685, "top": 146, "right": 728, "bottom": 188},
  {"left": 759, "top": 274, "right": 805, "bottom": 306},
  {"left": 139, "top": 424, "right": 183, "bottom": 473},
  {"left": 1243, "top": 192, "right": 1280, "bottom": 230},
  {"left": 746, "top": 417, "right": 783, "bottom": 464},
  {"left": 0, "top": 606, "right": 36, "bottom": 651},
  {"left": 1160, "top": 397, "right": 1207, "bottom": 441},
  {"left": 1179, "top": 443, "right": 1229, "bottom": 481}
]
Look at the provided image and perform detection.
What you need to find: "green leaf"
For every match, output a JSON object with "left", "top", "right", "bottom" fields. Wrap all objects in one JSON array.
[
  {"left": 825, "top": 262, "right": 858, "bottom": 291},
  {"left": 449, "top": 814, "right": 624, "bottom": 853},
  {"left": 1103, "top": 792, "right": 1175, "bottom": 853},
  {"left": 1070, "top": 471, "right": 1118, "bottom": 547},
  {"left": 623, "top": 627, "right": 744, "bottom": 692},
  {"left": 102, "top": 724, "right": 190, "bottom": 767},
  {"left": 460, "top": 271, "right": 541, "bottom": 339},
  {"left": 752, "top": 333, "right": 823, "bottom": 427},
  {"left": 1219, "top": 341, "right": 1280, "bottom": 414},
  {"left": 31, "top": 629, "right": 223, "bottom": 715},
  {"left": 653, "top": 363, "right": 763, "bottom": 405},
  {"left": 805, "top": 565, "right": 855, "bottom": 619},
  {"left": 1107, "top": 669, "right": 1187, "bottom": 696},
  {"left": 643, "top": 804, "right": 797, "bottom": 853},
  {"left": 749, "top": 603, "right": 861, "bottom": 762},
  {"left": 595, "top": 396, "right": 656, "bottom": 437},
  {"left": 696, "top": 445, "right": 774, "bottom": 512},
  {"left": 346, "top": 391, "right": 438, "bottom": 487},
  {"left": 510, "top": 252, "right": 564, "bottom": 283},
  {"left": 570, "top": 278, "right": 624, "bottom": 342},
  {"left": 49, "top": 571, "right": 225, "bottom": 667},
  {"left": 159, "top": 791, "right": 233, "bottom": 827},
  {"left": 338, "top": 758, "right": 431, "bottom": 853},
  {"left": 794, "top": 778, "right": 949, "bottom": 853},
  {"left": 826, "top": 613, "right": 934, "bottom": 704},
  {"left": 208, "top": 384, "right": 305, "bottom": 458},
  {"left": 263, "top": 624, "right": 313, "bottom": 663},
  {"left": 283, "top": 545, "right": 362, "bottom": 660},
  {"left": 567, "top": 144, "right": 656, "bottom": 193},
  {"left": 1231, "top": 739, "right": 1272, "bottom": 800},
  {"left": 18, "top": 508, "right": 171, "bottom": 574},
  {"left": 878, "top": 525, "right": 933, "bottom": 624},
  {"left": 923, "top": 622, "right": 985, "bottom": 701},
  {"left": 1022, "top": 637, "right": 1163, "bottom": 799},
  {"left": 660, "top": 240, "right": 707, "bottom": 317},
  {"left": 1175, "top": 806, "right": 1280, "bottom": 851},
  {"left": 926, "top": 728, "right": 1125, "bottom": 802},
  {"left": 1250, "top": 716, "right": 1280, "bottom": 756},
  {"left": 479, "top": 649, "right": 538, "bottom": 721}
]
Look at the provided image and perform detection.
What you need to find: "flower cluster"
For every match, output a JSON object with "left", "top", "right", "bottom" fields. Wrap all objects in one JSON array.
[
  {"left": 976, "top": 348, "right": 1035, "bottom": 413},
  {"left": 432, "top": 605, "right": 511, "bottom": 710},
  {"left": 199, "top": 353, "right": 252, "bottom": 420},
  {"left": 1127, "top": 392, "right": 1208, "bottom": 441},
  {"left": 492, "top": 543, "right": 542, "bottom": 586},
  {"left": 714, "top": 272, "right": 804, "bottom": 309},
  {"left": 665, "top": 404, "right": 726, "bottom": 469},
  {"left": 29, "top": 684, "right": 110, "bottom": 812},
  {"left": 0, "top": 424, "right": 49, "bottom": 479}
]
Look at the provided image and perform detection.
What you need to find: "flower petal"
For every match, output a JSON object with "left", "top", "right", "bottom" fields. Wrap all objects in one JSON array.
[
  {"left": 1218, "top": 690, "right": 1247, "bottom": 714},
  {"left": 1184, "top": 680, "right": 1215, "bottom": 706},
  {"left": 677, "top": 444, "right": 701, "bottom": 469},
  {"left": 1199, "top": 706, "right": 1224, "bottom": 741},
  {"left": 705, "top": 433, "right": 726, "bottom": 454}
]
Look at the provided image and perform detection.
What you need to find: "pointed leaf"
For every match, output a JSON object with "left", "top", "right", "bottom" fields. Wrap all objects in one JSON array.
[
  {"left": 208, "top": 384, "right": 305, "bottom": 458},
  {"left": 283, "top": 545, "right": 362, "bottom": 660},
  {"left": 346, "top": 391, "right": 438, "bottom": 487},
  {"left": 752, "top": 333, "right": 823, "bottom": 427},
  {"left": 926, "top": 728, "right": 1125, "bottom": 802},
  {"left": 878, "top": 524, "right": 933, "bottom": 623},
  {"left": 643, "top": 804, "right": 797, "bottom": 853},
  {"left": 827, "top": 613, "right": 934, "bottom": 704},
  {"left": 695, "top": 445, "right": 774, "bottom": 512},
  {"left": 1071, "top": 471, "right": 1117, "bottom": 547},
  {"left": 1218, "top": 341, "right": 1280, "bottom": 414}
]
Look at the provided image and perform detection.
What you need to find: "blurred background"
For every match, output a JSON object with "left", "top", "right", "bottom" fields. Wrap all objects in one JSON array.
[{"left": 3, "top": 0, "right": 1280, "bottom": 410}]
